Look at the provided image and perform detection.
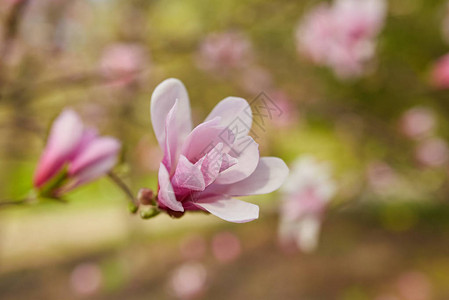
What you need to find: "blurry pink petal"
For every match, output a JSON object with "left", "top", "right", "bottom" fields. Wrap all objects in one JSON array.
[
  {"left": 158, "top": 163, "right": 184, "bottom": 212},
  {"left": 205, "top": 97, "right": 252, "bottom": 137},
  {"left": 151, "top": 78, "right": 192, "bottom": 149},
  {"left": 34, "top": 109, "right": 84, "bottom": 188},
  {"left": 172, "top": 155, "right": 206, "bottom": 192},
  {"left": 208, "top": 157, "right": 289, "bottom": 196},
  {"left": 215, "top": 136, "right": 259, "bottom": 185},
  {"left": 194, "top": 196, "right": 259, "bottom": 223},
  {"left": 69, "top": 137, "right": 120, "bottom": 176},
  {"left": 431, "top": 53, "right": 449, "bottom": 89}
]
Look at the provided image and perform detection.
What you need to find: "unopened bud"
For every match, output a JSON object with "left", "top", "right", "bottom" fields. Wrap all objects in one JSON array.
[{"left": 137, "top": 188, "right": 154, "bottom": 205}]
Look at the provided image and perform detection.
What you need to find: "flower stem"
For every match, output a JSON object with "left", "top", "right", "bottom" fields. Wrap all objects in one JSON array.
[{"left": 107, "top": 171, "right": 139, "bottom": 213}]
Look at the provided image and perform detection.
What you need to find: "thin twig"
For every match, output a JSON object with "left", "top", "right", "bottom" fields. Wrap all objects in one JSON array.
[{"left": 107, "top": 171, "right": 139, "bottom": 212}]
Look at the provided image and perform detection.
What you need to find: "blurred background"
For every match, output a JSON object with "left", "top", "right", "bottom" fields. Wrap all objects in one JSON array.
[{"left": 1, "top": 0, "right": 449, "bottom": 299}]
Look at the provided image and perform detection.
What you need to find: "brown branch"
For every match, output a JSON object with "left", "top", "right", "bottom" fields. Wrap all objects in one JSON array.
[{"left": 107, "top": 171, "right": 139, "bottom": 212}]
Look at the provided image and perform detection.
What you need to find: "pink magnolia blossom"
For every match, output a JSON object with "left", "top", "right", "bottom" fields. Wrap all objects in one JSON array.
[
  {"left": 296, "top": 0, "right": 386, "bottom": 78},
  {"left": 196, "top": 32, "right": 252, "bottom": 73},
  {"left": 150, "top": 79, "right": 289, "bottom": 223},
  {"left": 278, "top": 156, "right": 336, "bottom": 253},
  {"left": 399, "top": 107, "right": 436, "bottom": 140},
  {"left": 430, "top": 53, "right": 449, "bottom": 89},
  {"left": 34, "top": 109, "right": 121, "bottom": 195}
]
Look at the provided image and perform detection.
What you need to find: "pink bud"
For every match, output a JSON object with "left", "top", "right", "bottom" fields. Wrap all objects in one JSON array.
[{"left": 34, "top": 109, "right": 121, "bottom": 194}]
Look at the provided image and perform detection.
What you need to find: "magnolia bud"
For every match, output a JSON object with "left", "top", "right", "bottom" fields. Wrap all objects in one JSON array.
[{"left": 137, "top": 188, "right": 154, "bottom": 205}]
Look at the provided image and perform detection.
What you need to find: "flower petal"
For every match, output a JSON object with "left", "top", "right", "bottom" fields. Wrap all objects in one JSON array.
[
  {"left": 151, "top": 78, "right": 192, "bottom": 150},
  {"left": 172, "top": 155, "right": 206, "bottom": 192},
  {"left": 193, "top": 196, "right": 259, "bottom": 223},
  {"left": 162, "top": 100, "right": 182, "bottom": 174},
  {"left": 215, "top": 136, "right": 259, "bottom": 184},
  {"left": 180, "top": 118, "right": 235, "bottom": 163},
  {"left": 158, "top": 163, "right": 184, "bottom": 212},
  {"left": 208, "top": 157, "right": 289, "bottom": 196},
  {"left": 197, "top": 143, "right": 224, "bottom": 186},
  {"left": 69, "top": 137, "right": 121, "bottom": 176},
  {"left": 205, "top": 97, "right": 252, "bottom": 138},
  {"left": 34, "top": 109, "right": 85, "bottom": 188}
]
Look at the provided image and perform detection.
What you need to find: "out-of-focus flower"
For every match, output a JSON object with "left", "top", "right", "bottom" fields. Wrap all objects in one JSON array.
[
  {"left": 100, "top": 43, "right": 147, "bottom": 86},
  {"left": 70, "top": 263, "right": 102, "bottom": 296},
  {"left": 196, "top": 32, "right": 252, "bottom": 73},
  {"left": 238, "top": 66, "right": 273, "bottom": 94},
  {"left": 366, "top": 161, "right": 398, "bottom": 192},
  {"left": 150, "top": 78, "right": 289, "bottom": 223},
  {"left": 33, "top": 109, "right": 121, "bottom": 196},
  {"left": 430, "top": 53, "right": 449, "bottom": 89},
  {"left": 211, "top": 231, "right": 242, "bottom": 263},
  {"left": 278, "top": 156, "right": 336, "bottom": 253},
  {"left": 179, "top": 235, "right": 207, "bottom": 261},
  {"left": 269, "top": 90, "right": 299, "bottom": 128},
  {"left": 296, "top": 0, "right": 387, "bottom": 79},
  {"left": 396, "top": 271, "right": 433, "bottom": 300},
  {"left": 415, "top": 138, "right": 449, "bottom": 168},
  {"left": 170, "top": 262, "right": 207, "bottom": 300},
  {"left": 399, "top": 107, "right": 436, "bottom": 140}
]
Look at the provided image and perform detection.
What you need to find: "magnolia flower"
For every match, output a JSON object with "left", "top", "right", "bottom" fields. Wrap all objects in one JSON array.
[
  {"left": 296, "top": 0, "right": 386, "bottom": 78},
  {"left": 150, "top": 78, "right": 288, "bottom": 223},
  {"left": 278, "top": 156, "right": 336, "bottom": 253},
  {"left": 196, "top": 32, "right": 252, "bottom": 73},
  {"left": 34, "top": 109, "right": 121, "bottom": 196},
  {"left": 430, "top": 53, "right": 449, "bottom": 89}
]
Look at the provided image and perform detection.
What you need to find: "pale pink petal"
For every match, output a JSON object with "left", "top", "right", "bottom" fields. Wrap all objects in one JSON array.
[
  {"left": 69, "top": 137, "right": 121, "bottom": 176},
  {"left": 181, "top": 118, "right": 235, "bottom": 163},
  {"left": 162, "top": 100, "right": 181, "bottom": 174},
  {"left": 220, "top": 153, "right": 238, "bottom": 172},
  {"left": 205, "top": 97, "right": 252, "bottom": 138},
  {"left": 150, "top": 78, "right": 192, "bottom": 149},
  {"left": 64, "top": 155, "right": 119, "bottom": 190},
  {"left": 172, "top": 155, "right": 206, "bottom": 192},
  {"left": 215, "top": 136, "right": 259, "bottom": 184},
  {"left": 208, "top": 157, "right": 289, "bottom": 196},
  {"left": 34, "top": 109, "right": 85, "bottom": 187},
  {"left": 197, "top": 143, "right": 224, "bottom": 186},
  {"left": 194, "top": 196, "right": 259, "bottom": 223},
  {"left": 158, "top": 163, "right": 184, "bottom": 212}
]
